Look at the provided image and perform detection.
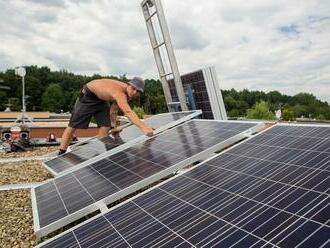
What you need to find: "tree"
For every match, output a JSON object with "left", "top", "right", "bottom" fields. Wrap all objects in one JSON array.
[
  {"left": 8, "top": 98, "right": 20, "bottom": 111},
  {"left": 0, "top": 91, "right": 7, "bottom": 110},
  {"left": 317, "top": 114, "right": 326, "bottom": 120},
  {"left": 41, "top": 84, "right": 64, "bottom": 113},
  {"left": 291, "top": 104, "right": 308, "bottom": 118},
  {"left": 25, "top": 75, "right": 43, "bottom": 110},
  {"left": 267, "top": 90, "right": 283, "bottom": 104},
  {"left": 246, "top": 101, "right": 275, "bottom": 120},
  {"left": 141, "top": 79, "right": 167, "bottom": 114},
  {"left": 224, "top": 96, "right": 249, "bottom": 117}
]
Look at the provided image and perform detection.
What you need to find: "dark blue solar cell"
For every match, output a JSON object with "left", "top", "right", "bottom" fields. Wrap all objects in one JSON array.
[
  {"left": 222, "top": 200, "right": 260, "bottom": 224},
  {"left": 297, "top": 226, "right": 330, "bottom": 248},
  {"left": 299, "top": 171, "right": 330, "bottom": 192},
  {"left": 270, "top": 218, "right": 306, "bottom": 244},
  {"left": 252, "top": 211, "right": 293, "bottom": 238},
  {"left": 241, "top": 207, "right": 280, "bottom": 233},
  {"left": 272, "top": 187, "right": 306, "bottom": 209},
  {"left": 277, "top": 221, "right": 321, "bottom": 248},
  {"left": 200, "top": 227, "right": 238, "bottom": 247},
  {"left": 284, "top": 191, "right": 321, "bottom": 215},
  {"left": 263, "top": 215, "right": 300, "bottom": 241},
  {"left": 310, "top": 201, "right": 330, "bottom": 225},
  {"left": 215, "top": 229, "right": 249, "bottom": 247},
  {"left": 231, "top": 235, "right": 268, "bottom": 247}
]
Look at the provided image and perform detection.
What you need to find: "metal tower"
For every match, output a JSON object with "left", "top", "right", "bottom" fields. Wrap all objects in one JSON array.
[{"left": 141, "top": 0, "right": 188, "bottom": 111}]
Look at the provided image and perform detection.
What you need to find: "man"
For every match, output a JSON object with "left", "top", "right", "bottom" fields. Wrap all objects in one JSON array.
[{"left": 58, "top": 77, "right": 154, "bottom": 155}]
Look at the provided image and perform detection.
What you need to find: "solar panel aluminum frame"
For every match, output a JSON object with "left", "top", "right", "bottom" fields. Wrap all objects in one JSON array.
[
  {"left": 42, "top": 110, "right": 202, "bottom": 176},
  {"left": 277, "top": 122, "right": 330, "bottom": 128},
  {"left": 35, "top": 121, "right": 267, "bottom": 247},
  {"left": 0, "top": 182, "right": 44, "bottom": 191},
  {"left": 32, "top": 120, "right": 265, "bottom": 239},
  {"left": 202, "top": 67, "right": 227, "bottom": 120}
]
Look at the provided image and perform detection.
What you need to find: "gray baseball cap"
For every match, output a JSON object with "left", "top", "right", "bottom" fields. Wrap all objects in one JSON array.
[{"left": 128, "top": 77, "right": 145, "bottom": 93}]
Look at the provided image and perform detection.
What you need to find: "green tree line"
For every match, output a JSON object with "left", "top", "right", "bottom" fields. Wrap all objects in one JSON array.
[
  {"left": 0, "top": 66, "right": 329, "bottom": 120},
  {"left": 222, "top": 89, "right": 330, "bottom": 120},
  {"left": 0, "top": 65, "right": 166, "bottom": 115}
]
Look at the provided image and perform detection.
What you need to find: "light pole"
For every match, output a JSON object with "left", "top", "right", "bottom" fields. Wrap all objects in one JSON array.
[{"left": 14, "top": 66, "right": 26, "bottom": 124}]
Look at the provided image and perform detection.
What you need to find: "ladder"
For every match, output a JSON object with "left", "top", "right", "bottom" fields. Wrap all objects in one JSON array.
[{"left": 141, "top": 0, "right": 188, "bottom": 111}]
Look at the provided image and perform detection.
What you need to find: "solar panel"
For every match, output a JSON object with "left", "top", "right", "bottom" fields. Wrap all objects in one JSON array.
[
  {"left": 32, "top": 120, "right": 264, "bottom": 238},
  {"left": 37, "top": 124, "right": 330, "bottom": 247},
  {"left": 168, "top": 67, "right": 227, "bottom": 120},
  {"left": 43, "top": 111, "right": 201, "bottom": 176}
]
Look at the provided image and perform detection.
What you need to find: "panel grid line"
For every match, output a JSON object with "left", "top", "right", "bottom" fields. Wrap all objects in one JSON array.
[
  {"left": 88, "top": 159, "right": 129, "bottom": 190},
  {"left": 180, "top": 173, "right": 329, "bottom": 228},
  {"left": 71, "top": 173, "right": 97, "bottom": 202},
  {"left": 103, "top": 216, "right": 133, "bottom": 248},
  {"left": 52, "top": 181, "right": 70, "bottom": 215},
  {"left": 131, "top": 201, "right": 197, "bottom": 247},
  {"left": 131, "top": 171, "right": 328, "bottom": 245},
  {"left": 156, "top": 188, "right": 279, "bottom": 247},
  {"left": 206, "top": 160, "right": 329, "bottom": 196},
  {"left": 71, "top": 231, "right": 82, "bottom": 248}
]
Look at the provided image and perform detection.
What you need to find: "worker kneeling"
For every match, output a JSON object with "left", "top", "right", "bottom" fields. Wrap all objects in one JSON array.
[{"left": 58, "top": 77, "right": 154, "bottom": 155}]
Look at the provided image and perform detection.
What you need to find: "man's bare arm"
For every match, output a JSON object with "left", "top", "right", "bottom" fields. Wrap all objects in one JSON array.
[
  {"left": 115, "top": 94, "right": 153, "bottom": 136},
  {"left": 116, "top": 98, "right": 146, "bottom": 128},
  {"left": 109, "top": 103, "right": 119, "bottom": 127}
]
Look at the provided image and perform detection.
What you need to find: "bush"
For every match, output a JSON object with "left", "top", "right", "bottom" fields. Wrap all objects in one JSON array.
[
  {"left": 317, "top": 114, "right": 326, "bottom": 120},
  {"left": 133, "top": 106, "right": 145, "bottom": 119},
  {"left": 246, "top": 101, "right": 275, "bottom": 120},
  {"left": 282, "top": 109, "right": 295, "bottom": 121}
]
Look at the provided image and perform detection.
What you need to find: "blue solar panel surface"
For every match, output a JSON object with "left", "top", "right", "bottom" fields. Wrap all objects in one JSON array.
[
  {"left": 44, "top": 112, "right": 197, "bottom": 174},
  {"left": 39, "top": 124, "right": 330, "bottom": 248},
  {"left": 34, "top": 120, "right": 257, "bottom": 235}
]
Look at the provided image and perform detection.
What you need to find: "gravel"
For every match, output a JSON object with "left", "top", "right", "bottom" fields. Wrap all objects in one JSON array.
[
  {"left": 0, "top": 147, "right": 57, "bottom": 247},
  {"left": 0, "top": 189, "right": 37, "bottom": 248},
  {"left": 0, "top": 160, "right": 53, "bottom": 185},
  {"left": 0, "top": 146, "right": 59, "bottom": 159}
]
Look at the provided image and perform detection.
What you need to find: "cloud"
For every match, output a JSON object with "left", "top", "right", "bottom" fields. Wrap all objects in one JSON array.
[
  {"left": 169, "top": 21, "right": 210, "bottom": 50},
  {"left": 25, "top": 0, "right": 66, "bottom": 7},
  {"left": 0, "top": 0, "right": 329, "bottom": 102}
]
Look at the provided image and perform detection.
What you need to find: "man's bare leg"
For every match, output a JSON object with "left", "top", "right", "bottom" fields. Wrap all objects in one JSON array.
[
  {"left": 59, "top": 127, "right": 76, "bottom": 154},
  {"left": 98, "top": 126, "right": 110, "bottom": 139}
]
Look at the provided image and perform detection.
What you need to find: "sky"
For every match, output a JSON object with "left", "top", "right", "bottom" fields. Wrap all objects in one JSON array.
[{"left": 0, "top": 0, "right": 329, "bottom": 102}]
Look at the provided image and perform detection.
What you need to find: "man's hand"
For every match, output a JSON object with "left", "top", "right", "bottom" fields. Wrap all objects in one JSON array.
[
  {"left": 110, "top": 126, "right": 124, "bottom": 135},
  {"left": 142, "top": 125, "right": 154, "bottom": 137}
]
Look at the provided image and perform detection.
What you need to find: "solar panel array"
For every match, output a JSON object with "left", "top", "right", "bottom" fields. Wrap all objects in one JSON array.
[
  {"left": 33, "top": 120, "right": 259, "bottom": 238},
  {"left": 39, "top": 124, "right": 330, "bottom": 247},
  {"left": 44, "top": 111, "right": 199, "bottom": 175}
]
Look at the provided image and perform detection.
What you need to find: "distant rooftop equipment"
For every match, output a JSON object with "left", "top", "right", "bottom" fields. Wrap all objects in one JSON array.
[
  {"left": 168, "top": 66, "right": 227, "bottom": 120},
  {"left": 141, "top": 0, "right": 188, "bottom": 111}
]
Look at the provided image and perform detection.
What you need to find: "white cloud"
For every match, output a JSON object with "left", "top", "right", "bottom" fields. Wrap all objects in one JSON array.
[{"left": 0, "top": 0, "right": 329, "bottom": 102}]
